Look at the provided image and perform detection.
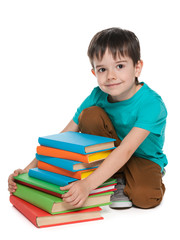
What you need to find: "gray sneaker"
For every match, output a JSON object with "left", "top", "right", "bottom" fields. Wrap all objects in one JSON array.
[
  {"left": 110, "top": 178, "right": 132, "bottom": 209},
  {"left": 162, "top": 168, "right": 166, "bottom": 177}
]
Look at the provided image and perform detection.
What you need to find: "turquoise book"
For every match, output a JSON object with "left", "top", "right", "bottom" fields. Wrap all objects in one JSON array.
[
  {"left": 36, "top": 154, "right": 99, "bottom": 172},
  {"left": 29, "top": 168, "right": 77, "bottom": 186},
  {"left": 38, "top": 131, "right": 115, "bottom": 154}
]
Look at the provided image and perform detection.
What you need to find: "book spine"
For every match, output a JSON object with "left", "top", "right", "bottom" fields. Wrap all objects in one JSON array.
[
  {"left": 13, "top": 184, "right": 54, "bottom": 214},
  {"left": 10, "top": 195, "right": 38, "bottom": 227}
]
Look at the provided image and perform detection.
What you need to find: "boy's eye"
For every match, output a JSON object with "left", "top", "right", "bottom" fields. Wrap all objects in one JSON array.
[
  {"left": 117, "top": 64, "right": 123, "bottom": 69},
  {"left": 98, "top": 68, "right": 106, "bottom": 73}
]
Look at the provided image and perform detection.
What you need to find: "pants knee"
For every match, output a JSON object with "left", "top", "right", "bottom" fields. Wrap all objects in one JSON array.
[
  {"left": 78, "top": 106, "right": 113, "bottom": 136},
  {"left": 126, "top": 186, "right": 164, "bottom": 209},
  {"left": 78, "top": 106, "right": 121, "bottom": 146},
  {"left": 78, "top": 106, "right": 105, "bottom": 132}
]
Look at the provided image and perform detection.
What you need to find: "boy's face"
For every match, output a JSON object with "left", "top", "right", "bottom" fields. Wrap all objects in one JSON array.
[{"left": 92, "top": 49, "right": 143, "bottom": 102}]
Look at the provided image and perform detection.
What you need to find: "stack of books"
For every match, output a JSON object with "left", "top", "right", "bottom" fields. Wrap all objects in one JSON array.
[{"left": 10, "top": 131, "right": 117, "bottom": 228}]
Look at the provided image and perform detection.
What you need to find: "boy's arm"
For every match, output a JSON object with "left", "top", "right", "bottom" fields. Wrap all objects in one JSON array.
[
  {"left": 86, "top": 127, "right": 150, "bottom": 189},
  {"left": 60, "top": 119, "right": 79, "bottom": 133},
  {"left": 61, "top": 127, "right": 150, "bottom": 207}
]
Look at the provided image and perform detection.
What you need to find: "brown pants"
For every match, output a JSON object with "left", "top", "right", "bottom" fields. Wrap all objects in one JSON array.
[{"left": 78, "top": 106, "right": 165, "bottom": 209}]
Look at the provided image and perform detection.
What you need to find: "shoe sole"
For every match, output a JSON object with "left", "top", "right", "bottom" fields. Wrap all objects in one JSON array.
[{"left": 110, "top": 201, "right": 132, "bottom": 209}]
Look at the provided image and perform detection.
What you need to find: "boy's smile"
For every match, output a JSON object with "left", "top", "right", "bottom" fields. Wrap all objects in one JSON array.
[{"left": 92, "top": 49, "right": 143, "bottom": 102}]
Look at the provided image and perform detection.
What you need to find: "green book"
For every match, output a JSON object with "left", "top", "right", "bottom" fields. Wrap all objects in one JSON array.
[
  {"left": 13, "top": 183, "right": 113, "bottom": 214},
  {"left": 14, "top": 173, "right": 117, "bottom": 197},
  {"left": 14, "top": 173, "right": 66, "bottom": 197}
]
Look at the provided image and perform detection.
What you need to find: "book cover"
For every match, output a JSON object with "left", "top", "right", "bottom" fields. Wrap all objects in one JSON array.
[
  {"left": 36, "top": 153, "right": 101, "bottom": 171},
  {"left": 38, "top": 131, "right": 115, "bottom": 154},
  {"left": 36, "top": 146, "right": 113, "bottom": 164},
  {"left": 29, "top": 168, "right": 77, "bottom": 186},
  {"left": 14, "top": 173, "right": 117, "bottom": 198},
  {"left": 10, "top": 195, "right": 103, "bottom": 228},
  {"left": 13, "top": 183, "right": 113, "bottom": 214},
  {"left": 38, "top": 161, "right": 94, "bottom": 180},
  {"left": 14, "top": 173, "right": 67, "bottom": 197}
]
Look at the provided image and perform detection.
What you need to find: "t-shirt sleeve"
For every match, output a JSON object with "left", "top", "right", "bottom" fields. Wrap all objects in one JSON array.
[
  {"left": 134, "top": 97, "right": 167, "bottom": 135},
  {"left": 73, "top": 87, "right": 101, "bottom": 124}
]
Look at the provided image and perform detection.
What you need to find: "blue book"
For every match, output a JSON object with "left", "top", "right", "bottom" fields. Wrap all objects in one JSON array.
[
  {"left": 36, "top": 154, "right": 99, "bottom": 172},
  {"left": 38, "top": 131, "right": 115, "bottom": 154},
  {"left": 29, "top": 168, "right": 77, "bottom": 186}
]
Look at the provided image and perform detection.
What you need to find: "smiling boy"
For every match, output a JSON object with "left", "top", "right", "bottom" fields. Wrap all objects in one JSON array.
[
  {"left": 8, "top": 28, "right": 167, "bottom": 209},
  {"left": 91, "top": 50, "right": 142, "bottom": 102}
]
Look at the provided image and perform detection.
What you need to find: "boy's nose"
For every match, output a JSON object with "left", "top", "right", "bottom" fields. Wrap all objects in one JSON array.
[{"left": 107, "top": 70, "right": 117, "bottom": 80}]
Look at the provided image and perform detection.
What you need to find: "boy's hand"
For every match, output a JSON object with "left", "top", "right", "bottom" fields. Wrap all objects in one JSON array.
[
  {"left": 8, "top": 169, "right": 27, "bottom": 194},
  {"left": 60, "top": 179, "right": 91, "bottom": 208}
]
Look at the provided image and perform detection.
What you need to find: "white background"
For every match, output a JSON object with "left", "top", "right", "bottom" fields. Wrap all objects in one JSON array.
[{"left": 1, "top": 0, "right": 179, "bottom": 238}]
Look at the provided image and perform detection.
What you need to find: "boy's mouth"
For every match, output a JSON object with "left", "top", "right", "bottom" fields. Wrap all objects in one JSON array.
[{"left": 105, "top": 82, "right": 122, "bottom": 87}]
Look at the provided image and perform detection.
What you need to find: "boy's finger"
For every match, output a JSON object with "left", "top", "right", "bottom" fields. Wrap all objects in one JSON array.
[
  {"left": 9, "top": 183, "right": 16, "bottom": 189},
  {"left": 75, "top": 199, "right": 85, "bottom": 208},
  {"left": 8, "top": 182, "right": 17, "bottom": 188},
  {"left": 63, "top": 193, "right": 78, "bottom": 203},
  {"left": 71, "top": 197, "right": 82, "bottom": 206},
  {"left": 60, "top": 186, "right": 69, "bottom": 191},
  {"left": 8, "top": 184, "right": 17, "bottom": 193},
  {"left": 13, "top": 171, "right": 18, "bottom": 175},
  {"left": 9, "top": 177, "right": 16, "bottom": 184},
  {"left": 60, "top": 182, "right": 74, "bottom": 191},
  {"left": 8, "top": 176, "right": 15, "bottom": 185},
  {"left": 63, "top": 192, "right": 78, "bottom": 202},
  {"left": 61, "top": 188, "right": 74, "bottom": 198},
  {"left": 14, "top": 169, "right": 21, "bottom": 175}
]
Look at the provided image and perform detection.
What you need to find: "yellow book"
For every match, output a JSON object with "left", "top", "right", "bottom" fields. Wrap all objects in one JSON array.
[
  {"left": 88, "top": 150, "right": 112, "bottom": 162},
  {"left": 81, "top": 170, "right": 95, "bottom": 179}
]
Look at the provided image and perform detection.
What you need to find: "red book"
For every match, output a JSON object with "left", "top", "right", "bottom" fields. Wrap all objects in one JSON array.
[{"left": 10, "top": 195, "right": 103, "bottom": 228}]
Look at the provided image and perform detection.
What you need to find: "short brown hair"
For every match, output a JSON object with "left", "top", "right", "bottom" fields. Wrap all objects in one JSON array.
[{"left": 87, "top": 27, "right": 141, "bottom": 84}]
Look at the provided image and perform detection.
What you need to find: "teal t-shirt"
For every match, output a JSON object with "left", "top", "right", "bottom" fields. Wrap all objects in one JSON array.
[{"left": 73, "top": 82, "right": 168, "bottom": 171}]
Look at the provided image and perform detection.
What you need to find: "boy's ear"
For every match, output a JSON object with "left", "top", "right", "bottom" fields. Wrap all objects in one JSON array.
[
  {"left": 91, "top": 69, "right": 96, "bottom": 76},
  {"left": 135, "top": 60, "right": 143, "bottom": 77}
]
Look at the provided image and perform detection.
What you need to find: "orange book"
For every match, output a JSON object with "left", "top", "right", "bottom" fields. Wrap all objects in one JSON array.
[
  {"left": 38, "top": 161, "right": 95, "bottom": 180},
  {"left": 37, "top": 146, "right": 112, "bottom": 163}
]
